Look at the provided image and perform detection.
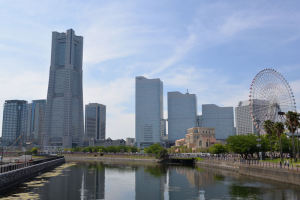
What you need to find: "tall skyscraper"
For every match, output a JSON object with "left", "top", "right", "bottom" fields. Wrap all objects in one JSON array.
[
  {"left": 2, "top": 100, "right": 28, "bottom": 146},
  {"left": 200, "top": 104, "right": 235, "bottom": 140},
  {"left": 135, "top": 76, "right": 163, "bottom": 148},
  {"left": 26, "top": 100, "right": 46, "bottom": 145},
  {"left": 85, "top": 103, "right": 106, "bottom": 142},
  {"left": 43, "top": 29, "right": 84, "bottom": 148},
  {"left": 168, "top": 91, "right": 197, "bottom": 142},
  {"left": 235, "top": 100, "right": 261, "bottom": 135}
]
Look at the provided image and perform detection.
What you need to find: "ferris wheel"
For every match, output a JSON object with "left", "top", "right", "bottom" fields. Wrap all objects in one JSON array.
[{"left": 249, "top": 68, "right": 296, "bottom": 134}]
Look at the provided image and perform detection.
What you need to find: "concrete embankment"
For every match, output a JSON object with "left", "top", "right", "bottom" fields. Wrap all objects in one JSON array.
[
  {"left": 0, "top": 157, "right": 65, "bottom": 192},
  {"left": 64, "top": 154, "right": 159, "bottom": 164},
  {"left": 196, "top": 160, "right": 300, "bottom": 186}
]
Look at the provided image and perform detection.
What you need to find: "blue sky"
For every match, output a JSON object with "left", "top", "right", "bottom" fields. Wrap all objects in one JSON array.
[{"left": 0, "top": 0, "right": 300, "bottom": 139}]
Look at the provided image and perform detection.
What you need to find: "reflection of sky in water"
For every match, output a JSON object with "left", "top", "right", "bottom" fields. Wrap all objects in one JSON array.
[{"left": 1, "top": 162, "right": 300, "bottom": 200}]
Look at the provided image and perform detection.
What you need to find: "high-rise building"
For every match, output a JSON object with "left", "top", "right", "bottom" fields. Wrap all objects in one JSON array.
[
  {"left": 200, "top": 104, "right": 235, "bottom": 140},
  {"left": 85, "top": 103, "right": 106, "bottom": 142},
  {"left": 26, "top": 100, "right": 46, "bottom": 145},
  {"left": 235, "top": 100, "right": 256, "bottom": 135},
  {"left": 161, "top": 119, "right": 167, "bottom": 137},
  {"left": 168, "top": 91, "right": 197, "bottom": 142},
  {"left": 235, "top": 100, "right": 264, "bottom": 135},
  {"left": 2, "top": 100, "right": 28, "bottom": 146},
  {"left": 43, "top": 29, "right": 84, "bottom": 148},
  {"left": 135, "top": 76, "right": 163, "bottom": 148}
]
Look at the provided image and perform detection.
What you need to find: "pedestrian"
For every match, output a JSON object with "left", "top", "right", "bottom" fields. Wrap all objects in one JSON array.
[
  {"left": 280, "top": 160, "right": 282, "bottom": 168},
  {"left": 287, "top": 160, "right": 290, "bottom": 168}
]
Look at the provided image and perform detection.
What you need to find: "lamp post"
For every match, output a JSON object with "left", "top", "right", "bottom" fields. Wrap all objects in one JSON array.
[{"left": 255, "top": 119, "right": 262, "bottom": 161}]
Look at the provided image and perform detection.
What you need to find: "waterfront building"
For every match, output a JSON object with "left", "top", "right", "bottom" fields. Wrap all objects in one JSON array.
[
  {"left": 43, "top": 29, "right": 84, "bottom": 148},
  {"left": 2, "top": 100, "right": 28, "bottom": 146},
  {"left": 199, "top": 104, "right": 235, "bottom": 140},
  {"left": 168, "top": 91, "right": 197, "bottom": 142},
  {"left": 26, "top": 100, "right": 46, "bottom": 145},
  {"left": 85, "top": 103, "right": 106, "bottom": 143},
  {"left": 126, "top": 137, "right": 135, "bottom": 146},
  {"left": 135, "top": 76, "right": 163, "bottom": 148},
  {"left": 235, "top": 100, "right": 257, "bottom": 135},
  {"left": 175, "top": 127, "right": 216, "bottom": 150},
  {"left": 93, "top": 138, "right": 126, "bottom": 147}
]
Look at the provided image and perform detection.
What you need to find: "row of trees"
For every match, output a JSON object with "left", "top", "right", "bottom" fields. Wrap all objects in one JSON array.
[
  {"left": 263, "top": 111, "right": 300, "bottom": 161},
  {"left": 209, "top": 134, "right": 296, "bottom": 159},
  {"left": 208, "top": 111, "right": 300, "bottom": 160},
  {"left": 65, "top": 145, "right": 139, "bottom": 153}
]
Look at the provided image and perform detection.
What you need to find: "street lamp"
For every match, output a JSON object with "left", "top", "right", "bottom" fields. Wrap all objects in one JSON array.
[{"left": 255, "top": 119, "right": 263, "bottom": 160}]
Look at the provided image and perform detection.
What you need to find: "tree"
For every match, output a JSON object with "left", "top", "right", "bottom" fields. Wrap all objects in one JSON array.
[
  {"left": 144, "top": 143, "right": 168, "bottom": 159},
  {"left": 274, "top": 122, "right": 285, "bottom": 161},
  {"left": 209, "top": 144, "right": 228, "bottom": 154},
  {"left": 281, "top": 134, "right": 292, "bottom": 153},
  {"left": 227, "top": 134, "right": 258, "bottom": 159},
  {"left": 263, "top": 120, "right": 275, "bottom": 158},
  {"left": 31, "top": 147, "right": 38, "bottom": 155},
  {"left": 285, "top": 111, "right": 300, "bottom": 161}
]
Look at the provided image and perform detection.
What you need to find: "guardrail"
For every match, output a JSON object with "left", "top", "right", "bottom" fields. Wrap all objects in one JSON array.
[
  {"left": 0, "top": 156, "right": 64, "bottom": 174},
  {"left": 200, "top": 156, "right": 300, "bottom": 172}
]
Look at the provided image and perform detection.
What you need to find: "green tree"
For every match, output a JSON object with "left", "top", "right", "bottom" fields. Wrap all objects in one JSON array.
[
  {"left": 128, "top": 146, "right": 138, "bottom": 153},
  {"left": 30, "top": 147, "right": 38, "bottom": 155},
  {"left": 263, "top": 120, "right": 275, "bottom": 158},
  {"left": 209, "top": 144, "right": 228, "bottom": 154},
  {"left": 274, "top": 122, "right": 285, "bottom": 161},
  {"left": 281, "top": 134, "right": 292, "bottom": 153},
  {"left": 285, "top": 111, "right": 300, "bottom": 161},
  {"left": 227, "top": 134, "right": 258, "bottom": 159},
  {"left": 144, "top": 143, "right": 168, "bottom": 159}
]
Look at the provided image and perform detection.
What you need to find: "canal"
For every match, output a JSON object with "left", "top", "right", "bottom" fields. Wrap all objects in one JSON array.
[{"left": 1, "top": 162, "right": 300, "bottom": 200}]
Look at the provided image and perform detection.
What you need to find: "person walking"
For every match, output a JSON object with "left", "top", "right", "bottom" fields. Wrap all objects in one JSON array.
[{"left": 280, "top": 160, "right": 282, "bottom": 168}]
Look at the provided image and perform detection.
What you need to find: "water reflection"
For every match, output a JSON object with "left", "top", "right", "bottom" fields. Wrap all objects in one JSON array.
[{"left": 1, "top": 162, "right": 300, "bottom": 200}]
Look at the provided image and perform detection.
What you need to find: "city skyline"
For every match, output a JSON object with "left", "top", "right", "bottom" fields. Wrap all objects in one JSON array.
[{"left": 0, "top": 1, "right": 300, "bottom": 139}]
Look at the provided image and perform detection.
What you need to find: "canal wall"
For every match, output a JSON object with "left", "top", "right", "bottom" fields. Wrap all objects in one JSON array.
[
  {"left": 196, "top": 160, "right": 300, "bottom": 186},
  {"left": 64, "top": 154, "right": 159, "bottom": 163},
  {"left": 0, "top": 157, "right": 65, "bottom": 192}
]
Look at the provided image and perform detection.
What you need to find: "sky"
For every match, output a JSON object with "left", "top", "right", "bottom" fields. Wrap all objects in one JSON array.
[{"left": 0, "top": 0, "right": 300, "bottom": 139}]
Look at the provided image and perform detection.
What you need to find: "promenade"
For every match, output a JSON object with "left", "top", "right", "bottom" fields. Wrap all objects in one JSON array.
[{"left": 196, "top": 156, "right": 300, "bottom": 185}]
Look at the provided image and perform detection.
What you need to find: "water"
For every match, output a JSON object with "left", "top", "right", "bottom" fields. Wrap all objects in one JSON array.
[{"left": 1, "top": 162, "right": 300, "bottom": 200}]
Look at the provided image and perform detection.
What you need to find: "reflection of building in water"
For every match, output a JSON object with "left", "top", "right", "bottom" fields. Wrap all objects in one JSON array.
[
  {"left": 174, "top": 167, "right": 215, "bottom": 187},
  {"left": 168, "top": 167, "right": 199, "bottom": 199},
  {"left": 41, "top": 164, "right": 105, "bottom": 200},
  {"left": 170, "top": 166, "right": 230, "bottom": 199},
  {"left": 135, "top": 167, "right": 165, "bottom": 200},
  {"left": 81, "top": 164, "right": 105, "bottom": 199}
]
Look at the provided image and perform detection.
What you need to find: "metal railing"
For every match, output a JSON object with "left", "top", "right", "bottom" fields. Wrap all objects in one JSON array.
[
  {"left": 201, "top": 156, "right": 300, "bottom": 172},
  {"left": 0, "top": 156, "right": 64, "bottom": 174}
]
